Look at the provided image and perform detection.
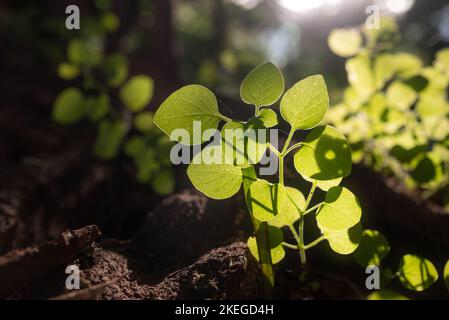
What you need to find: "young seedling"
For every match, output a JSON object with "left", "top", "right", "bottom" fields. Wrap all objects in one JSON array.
[
  {"left": 327, "top": 17, "right": 449, "bottom": 207},
  {"left": 154, "top": 61, "right": 365, "bottom": 297},
  {"left": 52, "top": 5, "right": 174, "bottom": 195}
]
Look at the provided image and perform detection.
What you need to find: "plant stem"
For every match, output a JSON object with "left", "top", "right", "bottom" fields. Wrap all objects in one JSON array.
[
  {"left": 298, "top": 216, "right": 307, "bottom": 266},
  {"left": 298, "top": 180, "right": 318, "bottom": 267},
  {"left": 255, "top": 105, "right": 260, "bottom": 116},
  {"left": 282, "top": 242, "right": 298, "bottom": 250},
  {"left": 267, "top": 144, "right": 281, "bottom": 158},
  {"left": 218, "top": 114, "right": 232, "bottom": 122},
  {"left": 278, "top": 128, "right": 295, "bottom": 186},
  {"left": 303, "top": 202, "right": 323, "bottom": 215},
  {"left": 284, "top": 142, "right": 303, "bottom": 156},
  {"left": 304, "top": 235, "right": 326, "bottom": 250},
  {"left": 279, "top": 156, "right": 284, "bottom": 185},
  {"left": 281, "top": 128, "right": 295, "bottom": 155},
  {"left": 304, "top": 180, "right": 318, "bottom": 209}
]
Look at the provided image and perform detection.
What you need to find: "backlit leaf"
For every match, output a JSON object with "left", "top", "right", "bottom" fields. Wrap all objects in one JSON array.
[
  {"left": 187, "top": 146, "right": 242, "bottom": 200},
  {"left": 280, "top": 75, "right": 329, "bottom": 130},
  {"left": 316, "top": 186, "right": 362, "bottom": 231},
  {"left": 294, "top": 125, "right": 352, "bottom": 181},
  {"left": 398, "top": 254, "right": 438, "bottom": 292},
  {"left": 353, "top": 229, "right": 390, "bottom": 267},
  {"left": 240, "top": 62, "right": 285, "bottom": 107},
  {"left": 154, "top": 85, "right": 223, "bottom": 145},
  {"left": 247, "top": 180, "right": 286, "bottom": 222}
]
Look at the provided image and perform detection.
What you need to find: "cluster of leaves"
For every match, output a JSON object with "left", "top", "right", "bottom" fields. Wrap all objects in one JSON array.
[
  {"left": 154, "top": 61, "right": 369, "bottom": 293},
  {"left": 353, "top": 229, "right": 449, "bottom": 300},
  {"left": 327, "top": 18, "right": 449, "bottom": 205},
  {"left": 52, "top": 1, "right": 174, "bottom": 195}
]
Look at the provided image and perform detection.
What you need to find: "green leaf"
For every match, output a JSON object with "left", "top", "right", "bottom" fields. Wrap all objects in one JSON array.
[
  {"left": 52, "top": 88, "right": 85, "bottom": 124},
  {"left": 328, "top": 29, "right": 362, "bottom": 58},
  {"left": 151, "top": 169, "right": 175, "bottom": 195},
  {"left": 240, "top": 62, "right": 284, "bottom": 107},
  {"left": 270, "top": 187, "right": 305, "bottom": 227},
  {"left": 386, "top": 82, "right": 417, "bottom": 111},
  {"left": 346, "top": 54, "right": 374, "bottom": 101},
  {"left": 444, "top": 260, "right": 449, "bottom": 292},
  {"left": 86, "top": 93, "right": 109, "bottom": 122},
  {"left": 353, "top": 230, "right": 390, "bottom": 267},
  {"left": 434, "top": 48, "right": 449, "bottom": 74},
  {"left": 221, "top": 119, "right": 267, "bottom": 167},
  {"left": 416, "top": 94, "right": 448, "bottom": 118},
  {"left": 68, "top": 38, "right": 103, "bottom": 67},
  {"left": 247, "top": 225, "right": 285, "bottom": 264},
  {"left": 94, "top": 119, "right": 127, "bottom": 160},
  {"left": 280, "top": 75, "right": 329, "bottom": 130},
  {"left": 187, "top": 146, "right": 242, "bottom": 200},
  {"left": 154, "top": 85, "right": 223, "bottom": 145},
  {"left": 294, "top": 125, "right": 352, "bottom": 181},
  {"left": 102, "top": 54, "right": 128, "bottom": 87},
  {"left": 374, "top": 54, "right": 394, "bottom": 89},
  {"left": 247, "top": 180, "right": 286, "bottom": 222},
  {"left": 258, "top": 108, "right": 278, "bottom": 128},
  {"left": 398, "top": 254, "right": 438, "bottom": 292},
  {"left": 322, "top": 223, "right": 362, "bottom": 255},
  {"left": 134, "top": 111, "right": 155, "bottom": 132},
  {"left": 316, "top": 186, "right": 362, "bottom": 231},
  {"left": 120, "top": 75, "right": 154, "bottom": 112},
  {"left": 367, "top": 290, "right": 409, "bottom": 300},
  {"left": 393, "top": 53, "right": 423, "bottom": 78},
  {"left": 57, "top": 63, "right": 79, "bottom": 80}
]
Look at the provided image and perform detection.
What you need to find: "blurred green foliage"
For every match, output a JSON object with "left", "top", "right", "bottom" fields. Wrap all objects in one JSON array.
[
  {"left": 326, "top": 17, "right": 449, "bottom": 208},
  {"left": 52, "top": 1, "right": 174, "bottom": 195}
]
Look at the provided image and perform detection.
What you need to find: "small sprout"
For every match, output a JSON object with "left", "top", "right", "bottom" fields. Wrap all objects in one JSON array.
[{"left": 154, "top": 61, "right": 364, "bottom": 293}]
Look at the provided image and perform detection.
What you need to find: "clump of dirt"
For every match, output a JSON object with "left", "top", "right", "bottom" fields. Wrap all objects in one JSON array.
[{"left": 134, "top": 189, "right": 246, "bottom": 273}]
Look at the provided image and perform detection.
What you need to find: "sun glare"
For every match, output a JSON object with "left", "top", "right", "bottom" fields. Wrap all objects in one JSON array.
[{"left": 278, "top": 0, "right": 342, "bottom": 13}]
